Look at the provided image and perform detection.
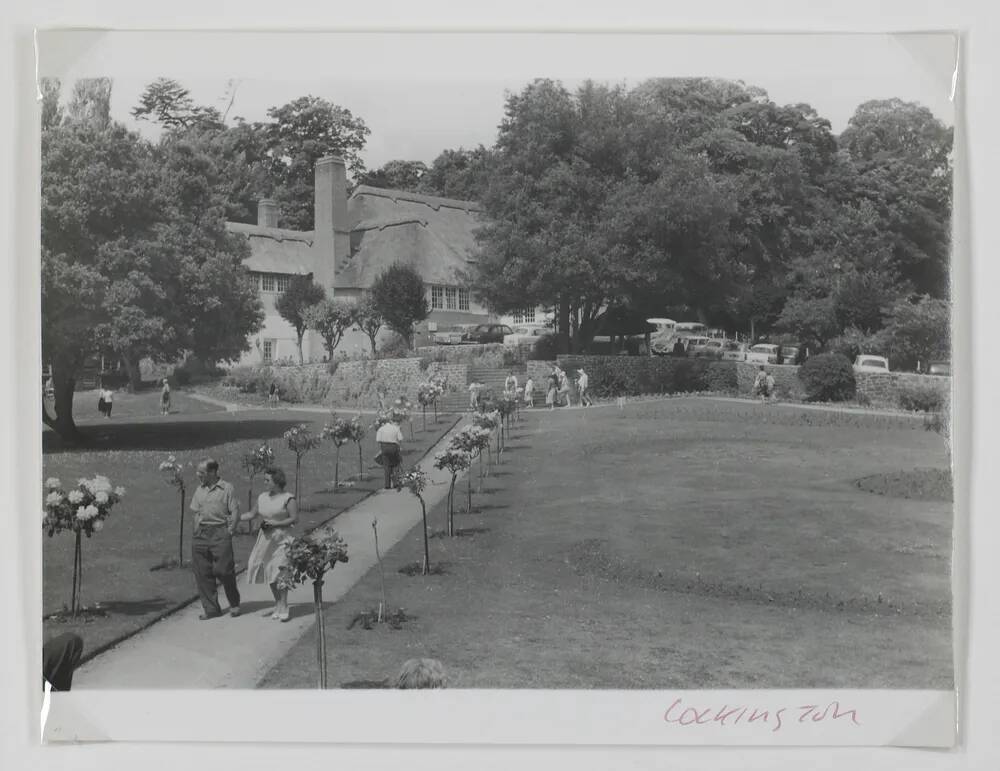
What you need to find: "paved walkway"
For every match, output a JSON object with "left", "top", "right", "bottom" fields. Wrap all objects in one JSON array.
[{"left": 74, "top": 417, "right": 470, "bottom": 689}]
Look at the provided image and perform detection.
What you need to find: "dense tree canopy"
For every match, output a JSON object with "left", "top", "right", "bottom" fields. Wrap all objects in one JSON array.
[
  {"left": 371, "top": 263, "right": 430, "bottom": 347},
  {"left": 472, "top": 78, "right": 952, "bottom": 356},
  {"left": 41, "top": 81, "right": 264, "bottom": 439},
  {"left": 275, "top": 276, "right": 327, "bottom": 364}
]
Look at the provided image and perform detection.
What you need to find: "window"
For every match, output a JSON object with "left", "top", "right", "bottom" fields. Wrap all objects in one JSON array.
[
  {"left": 431, "top": 286, "right": 444, "bottom": 309},
  {"left": 458, "top": 288, "right": 470, "bottom": 311},
  {"left": 263, "top": 340, "right": 274, "bottom": 362},
  {"left": 275, "top": 274, "right": 292, "bottom": 293},
  {"left": 260, "top": 273, "right": 275, "bottom": 292},
  {"left": 512, "top": 307, "right": 535, "bottom": 325},
  {"left": 445, "top": 287, "right": 457, "bottom": 310}
]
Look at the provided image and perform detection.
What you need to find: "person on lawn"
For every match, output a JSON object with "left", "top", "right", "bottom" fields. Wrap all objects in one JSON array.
[
  {"left": 268, "top": 382, "right": 279, "bottom": 409},
  {"left": 523, "top": 377, "right": 535, "bottom": 408},
  {"left": 546, "top": 370, "right": 558, "bottom": 410},
  {"left": 753, "top": 366, "right": 771, "bottom": 403},
  {"left": 190, "top": 458, "right": 241, "bottom": 620},
  {"left": 241, "top": 467, "right": 298, "bottom": 622},
  {"left": 375, "top": 417, "right": 405, "bottom": 489},
  {"left": 160, "top": 378, "right": 171, "bottom": 415},
  {"left": 576, "top": 368, "right": 593, "bottom": 407},
  {"left": 504, "top": 370, "right": 519, "bottom": 394}
]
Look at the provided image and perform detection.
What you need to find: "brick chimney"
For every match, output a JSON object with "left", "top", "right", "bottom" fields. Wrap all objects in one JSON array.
[
  {"left": 257, "top": 199, "right": 279, "bottom": 228},
  {"left": 313, "top": 156, "right": 350, "bottom": 293}
]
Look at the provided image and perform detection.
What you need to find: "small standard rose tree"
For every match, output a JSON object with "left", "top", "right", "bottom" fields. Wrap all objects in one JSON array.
[
  {"left": 416, "top": 382, "right": 436, "bottom": 432},
  {"left": 348, "top": 414, "right": 367, "bottom": 481},
  {"left": 433, "top": 447, "right": 472, "bottom": 537},
  {"left": 391, "top": 397, "right": 413, "bottom": 440},
  {"left": 394, "top": 468, "right": 431, "bottom": 574},
  {"left": 43, "top": 476, "right": 125, "bottom": 617},
  {"left": 322, "top": 414, "right": 353, "bottom": 489},
  {"left": 451, "top": 425, "right": 491, "bottom": 509},
  {"left": 240, "top": 443, "right": 275, "bottom": 533},
  {"left": 277, "top": 529, "right": 349, "bottom": 689},
  {"left": 284, "top": 424, "right": 323, "bottom": 501},
  {"left": 158, "top": 456, "right": 187, "bottom": 565}
]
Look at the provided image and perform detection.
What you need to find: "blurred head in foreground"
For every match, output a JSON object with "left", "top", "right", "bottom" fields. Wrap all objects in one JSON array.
[{"left": 395, "top": 658, "right": 447, "bottom": 689}]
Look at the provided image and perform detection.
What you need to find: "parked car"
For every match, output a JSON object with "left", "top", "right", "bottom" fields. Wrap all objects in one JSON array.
[
  {"left": 503, "top": 325, "right": 551, "bottom": 346},
  {"left": 780, "top": 346, "right": 800, "bottom": 364},
  {"left": 854, "top": 355, "right": 891, "bottom": 373},
  {"left": 746, "top": 343, "right": 781, "bottom": 364},
  {"left": 927, "top": 360, "right": 951, "bottom": 376},
  {"left": 690, "top": 338, "right": 724, "bottom": 358},
  {"left": 464, "top": 323, "right": 514, "bottom": 344},
  {"left": 433, "top": 324, "right": 475, "bottom": 345},
  {"left": 721, "top": 341, "right": 748, "bottom": 361}
]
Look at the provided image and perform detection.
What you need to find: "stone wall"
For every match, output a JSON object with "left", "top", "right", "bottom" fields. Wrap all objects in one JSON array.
[
  {"left": 414, "top": 342, "right": 532, "bottom": 365},
  {"left": 325, "top": 359, "right": 467, "bottom": 409},
  {"left": 854, "top": 370, "right": 951, "bottom": 408}
]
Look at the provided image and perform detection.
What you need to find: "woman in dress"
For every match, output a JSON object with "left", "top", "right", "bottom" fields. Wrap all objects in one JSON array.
[
  {"left": 160, "top": 378, "right": 171, "bottom": 416},
  {"left": 546, "top": 370, "right": 558, "bottom": 410},
  {"left": 240, "top": 467, "right": 299, "bottom": 621}
]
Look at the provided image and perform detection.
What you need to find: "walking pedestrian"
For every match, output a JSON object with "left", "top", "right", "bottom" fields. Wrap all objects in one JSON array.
[
  {"left": 268, "top": 382, "right": 279, "bottom": 409},
  {"left": 99, "top": 384, "right": 114, "bottom": 418},
  {"left": 468, "top": 382, "right": 483, "bottom": 411},
  {"left": 753, "top": 366, "right": 771, "bottom": 403},
  {"left": 504, "top": 370, "right": 519, "bottom": 394},
  {"left": 375, "top": 417, "right": 404, "bottom": 490},
  {"left": 240, "top": 467, "right": 298, "bottom": 622},
  {"left": 189, "top": 458, "right": 241, "bottom": 620},
  {"left": 523, "top": 376, "right": 535, "bottom": 408},
  {"left": 546, "top": 370, "right": 558, "bottom": 410}
]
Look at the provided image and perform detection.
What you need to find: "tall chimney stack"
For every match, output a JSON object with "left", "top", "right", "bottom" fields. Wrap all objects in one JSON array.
[
  {"left": 314, "top": 156, "right": 350, "bottom": 294},
  {"left": 257, "top": 199, "right": 279, "bottom": 228}
]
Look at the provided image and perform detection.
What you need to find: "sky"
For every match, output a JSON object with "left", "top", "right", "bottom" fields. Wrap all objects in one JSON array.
[
  {"left": 103, "top": 71, "right": 955, "bottom": 171},
  {"left": 39, "top": 31, "right": 956, "bottom": 171}
]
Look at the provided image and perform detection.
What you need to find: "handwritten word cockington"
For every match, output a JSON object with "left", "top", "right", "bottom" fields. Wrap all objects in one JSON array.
[{"left": 663, "top": 698, "right": 861, "bottom": 734}]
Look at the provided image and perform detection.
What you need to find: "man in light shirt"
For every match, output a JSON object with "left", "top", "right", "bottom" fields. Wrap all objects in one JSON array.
[
  {"left": 375, "top": 419, "right": 405, "bottom": 489},
  {"left": 189, "top": 458, "right": 241, "bottom": 620}
]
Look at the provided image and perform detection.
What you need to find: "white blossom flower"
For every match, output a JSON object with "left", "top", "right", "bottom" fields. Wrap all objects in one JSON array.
[
  {"left": 83, "top": 505, "right": 99, "bottom": 520},
  {"left": 45, "top": 492, "right": 63, "bottom": 506},
  {"left": 114, "top": 486, "right": 126, "bottom": 497},
  {"left": 67, "top": 490, "right": 84, "bottom": 504},
  {"left": 93, "top": 520, "right": 104, "bottom": 532},
  {"left": 90, "top": 476, "right": 113, "bottom": 494},
  {"left": 76, "top": 506, "right": 89, "bottom": 521},
  {"left": 95, "top": 491, "right": 109, "bottom": 504},
  {"left": 77, "top": 478, "right": 89, "bottom": 488},
  {"left": 45, "top": 478, "right": 61, "bottom": 490}
]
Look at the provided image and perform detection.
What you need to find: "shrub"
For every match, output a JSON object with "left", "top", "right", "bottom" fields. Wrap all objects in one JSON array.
[
  {"left": 798, "top": 353, "right": 856, "bottom": 402},
  {"left": 379, "top": 334, "right": 412, "bottom": 359},
  {"left": 896, "top": 380, "right": 946, "bottom": 412},
  {"left": 170, "top": 368, "right": 192, "bottom": 387},
  {"left": 530, "top": 333, "right": 560, "bottom": 361},
  {"left": 223, "top": 366, "right": 266, "bottom": 393}
]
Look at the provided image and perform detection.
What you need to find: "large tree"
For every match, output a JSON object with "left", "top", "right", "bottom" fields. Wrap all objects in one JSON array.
[
  {"left": 359, "top": 160, "right": 428, "bottom": 191},
  {"left": 260, "top": 96, "right": 371, "bottom": 230},
  {"left": 418, "top": 146, "right": 494, "bottom": 201},
  {"left": 370, "top": 263, "right": 429, "bottom": 348},
  {"left": 42, "top": 94, "right": 263, "bottom": 440},
  {"left": 275, "top": 276, "right": 327, "bottom": 364},
  {"left": 131, "top": 77, "right": 225, "bottom": 130}
]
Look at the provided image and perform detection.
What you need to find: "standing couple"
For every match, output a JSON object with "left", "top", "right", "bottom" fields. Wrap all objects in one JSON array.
[{"left": 189, "top": 458, "right": 299, "bottom": 622}]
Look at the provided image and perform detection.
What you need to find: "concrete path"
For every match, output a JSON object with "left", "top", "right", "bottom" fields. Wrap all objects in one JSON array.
[{"left": 73, "top": 417, "right": 470, "bottom": 690}]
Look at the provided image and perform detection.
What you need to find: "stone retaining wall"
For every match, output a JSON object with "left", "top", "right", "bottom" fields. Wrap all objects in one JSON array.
[{"left": 325, "top": 359, "right": 467, "bottom": 409}]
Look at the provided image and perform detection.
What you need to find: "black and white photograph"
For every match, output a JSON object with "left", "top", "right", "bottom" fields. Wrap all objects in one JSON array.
[{"left": 28, "top": 28, "right": 961, "bottom": 747}]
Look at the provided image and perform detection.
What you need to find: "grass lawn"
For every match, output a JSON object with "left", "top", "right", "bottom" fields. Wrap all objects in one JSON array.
[
  {"left": 260, "top": 398, "right": 953, "bottom": 690},
  {"left": 42, "top": 388, "right": 458, "bottom": 660}
]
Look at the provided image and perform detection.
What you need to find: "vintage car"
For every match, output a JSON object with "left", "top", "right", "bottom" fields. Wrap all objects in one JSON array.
[
  {"left": 503, "top": 325, "right": 552, "bottom": 346},
  {"left": 464, "top": 323, "right": 515, "bottom": 345},
  {"left": 433, "top": 324, "right": 475, "bottom": 345},
  {"left": 853, "top": 355, "right": 891, "bottom": 373}
]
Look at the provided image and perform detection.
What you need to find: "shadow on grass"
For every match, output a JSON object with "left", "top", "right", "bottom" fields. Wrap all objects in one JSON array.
[
  {"left": 504, "top": 444, "right": 530, "bottom": 450},
  {"left": 455, "top": 527, "right": 491, "bottom": 537},
  {"left": 473, "top": 504, "right": 509, "bottom": 512},
  {"left": 44, "top": 415, "right": 312, "bottom": 455},
  {"left": 97, "top": 598, "right": 173, "bottom": 616}
]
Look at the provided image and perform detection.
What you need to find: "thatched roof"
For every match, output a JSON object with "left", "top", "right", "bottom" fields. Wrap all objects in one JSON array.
[
  {"left": 225, "top": 222, "right": 316, "bottom": 275},
  {"left": 336, "top": 186, "right": 483, "bottom": 289}
]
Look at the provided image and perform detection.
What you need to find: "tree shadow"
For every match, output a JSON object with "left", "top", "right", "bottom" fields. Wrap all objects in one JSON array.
[
  {"left": 455, "top": 527, "right": 491, "bottom": 537},
  {"left": 43, "top": 414, "right": 314, "bottom": 455},
  {"left": 97, "top": 598, "right": 173, "bottom": 616},
  {"left": 473, "top": 504, "right": 509, "bottom": 512}
]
